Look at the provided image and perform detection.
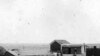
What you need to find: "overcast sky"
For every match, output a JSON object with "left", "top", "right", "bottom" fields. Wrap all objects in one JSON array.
[{"left": 0, "top": 0, "right": 100, "bottom": 44}]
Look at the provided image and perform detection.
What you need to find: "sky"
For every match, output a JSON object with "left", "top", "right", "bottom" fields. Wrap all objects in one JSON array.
[{"left": 0, "top": 0, "right": 100, "bottom": 44}]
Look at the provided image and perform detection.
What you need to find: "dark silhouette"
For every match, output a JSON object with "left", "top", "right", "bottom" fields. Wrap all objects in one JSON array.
[
  {"left": 86, "top": 46, "right": 100, "bottom": 56},
  {"left": 50, "top": 40, "right": 70, "bottom": 53},
  {"left": 0, "top": 46, "right": 15, "bottom": 56}
]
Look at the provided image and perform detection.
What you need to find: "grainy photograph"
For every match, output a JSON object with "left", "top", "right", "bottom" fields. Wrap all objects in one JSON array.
[{"left": 0, "top": 0, "right": 100, "bottom": 56}]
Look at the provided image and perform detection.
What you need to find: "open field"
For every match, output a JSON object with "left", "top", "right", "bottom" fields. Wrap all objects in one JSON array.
[{"left": 0, "top": 43, "right": 52, "bottom": 56}]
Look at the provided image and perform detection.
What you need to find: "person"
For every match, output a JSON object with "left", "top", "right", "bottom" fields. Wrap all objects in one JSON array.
[
  {"left": 93, "top": 46, "right": 97, "bottom": 56},
  {"left": 73, "top": 48, "right": 77, "bottom": 56}
]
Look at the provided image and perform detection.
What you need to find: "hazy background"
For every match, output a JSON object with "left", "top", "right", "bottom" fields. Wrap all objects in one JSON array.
[{"left": 0, "top": 0, "right": 100, "bottom": 44}]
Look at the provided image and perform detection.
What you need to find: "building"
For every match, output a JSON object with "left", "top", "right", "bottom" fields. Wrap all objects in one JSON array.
[
  {"left": 50, "top": 40, "right": 70, "bottom": 53},
  {"left": 61, "top": 44, "right": 85, "bottom": 56},
  {"left": 50, "top": 40, "right": 100, "bottom": 56},
  {"left": 61, "top": 44, "right": 100, "bottom": 56}
]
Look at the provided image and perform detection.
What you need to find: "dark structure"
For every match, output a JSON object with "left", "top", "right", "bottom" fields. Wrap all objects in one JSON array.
[
  {"left": 0, "top": 46, "right": 15, "bottom": 56},
  {"left": 50, "top": 40, "right": 70, "bottom": 53},
  {"left": 0, "top": 46, "right": 6, "bottom": 56},
  {"left": 61, "top": 44, "right": 83, "bottom": 55},
  {"left": 4, "top": 51, "right": 15, "bottom": 56},
  {"left": 86, "top": 46, "right": 100, "bottom": 56}
]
